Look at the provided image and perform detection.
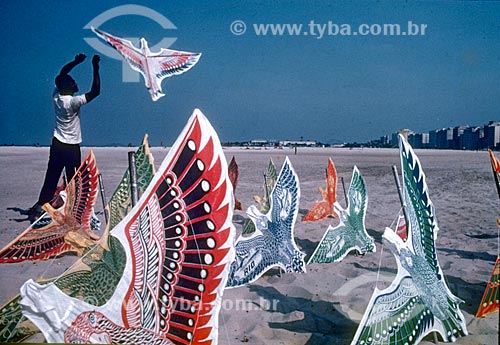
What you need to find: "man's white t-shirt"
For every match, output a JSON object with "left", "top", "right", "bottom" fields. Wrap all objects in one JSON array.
[{"left": 52, "top": 88, "right": 87, "bottom": 144}]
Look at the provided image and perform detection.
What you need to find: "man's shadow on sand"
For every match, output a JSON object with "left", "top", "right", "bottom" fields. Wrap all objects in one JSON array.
[
  {"left": 249, "top": 285, "right": 358, "bottom": 345},
  {"left": 7, "top": 207, "right": 31, "bottom": 223}
]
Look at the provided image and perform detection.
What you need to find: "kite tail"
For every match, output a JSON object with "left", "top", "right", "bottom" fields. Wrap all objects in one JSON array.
[{"left": 441, "top": 297, "right": 467, "bottom": 341}]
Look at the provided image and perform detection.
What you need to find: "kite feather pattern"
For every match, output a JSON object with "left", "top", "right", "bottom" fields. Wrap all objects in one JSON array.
[
  {"left": 351, "top": 134, "right": 467, "bottom": 345},
  {"left": 19, "top": 109, "right": 235, "bottom": 345},
  {"left": 91, "top": 27, "right": 201, "bottom": 101},
  {"left": 302, "top": 157, "right": 339, "bottom": 222},
  {"left": 307, "top": 165, "right": 375, "bottom": 264},
  {"left": 0, "top": 151, "right": 100, "bottom": 262}
]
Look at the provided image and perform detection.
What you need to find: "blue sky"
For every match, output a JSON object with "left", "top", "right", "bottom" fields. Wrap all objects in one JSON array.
[{"left": 1, "top": 1, "right": 499, "bottom": 146}]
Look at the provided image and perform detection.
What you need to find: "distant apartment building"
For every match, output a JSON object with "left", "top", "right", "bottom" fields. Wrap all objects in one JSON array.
[
  {"left": 421, "top": 132, "right": 429, "bottom": 147},
  {"left": 391, "top": 129, "right": 414, "bottom": 147},
  {"left": 461, "top": 127, "right": 481, "bottom": 150},
  {"left": 408, "top": 132, "right": 430, "bottom": 148},
  {"left": 434, "top": 128, "right": 453, "bottom": 149},
  {"left": 484, "top": 121, "right": 500, "bottom": 149},
  {"left": 453, "top": 126, "right": 468, "bottom": 149},
  {"left": 428, "top": 130, "right": 438, "bottom": 148},
  {"left": 380, "top": 135, "right": 390, "bottom": 145}
]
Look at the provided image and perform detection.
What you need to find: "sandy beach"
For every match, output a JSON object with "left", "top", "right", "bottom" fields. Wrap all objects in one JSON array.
[{"left": 0, "top": 145, "right": 498, "bottom": 344}]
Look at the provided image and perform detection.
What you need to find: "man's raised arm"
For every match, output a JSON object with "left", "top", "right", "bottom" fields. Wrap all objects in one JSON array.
[
  {"left": 59, "top": 53, "right": 86, "bottom": 76},
  {"left": 85, "top": 55, "right": 100, "bottom": 103}
]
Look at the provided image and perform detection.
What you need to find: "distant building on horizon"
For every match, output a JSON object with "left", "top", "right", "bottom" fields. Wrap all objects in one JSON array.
[
  {"left": 279, "top": 140, "right": 317, "bottom": 147},
  {"left": 484, "top": 121, "right": 500, "bottom": 149},
  {"left": 246, "top": 138, "right": 317, "bottom": 147},
  {"left": 391, "top": 129, "right": 414, "bottom": 146},
  {"left": 386, "top": 120, "right": 500, "bottom": 150},
  {"left": 249, "top": 139, "right": 270, "bottom": 147}
]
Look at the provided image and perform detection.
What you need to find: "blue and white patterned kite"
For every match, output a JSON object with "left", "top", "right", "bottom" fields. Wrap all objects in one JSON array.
[{"left": 226, "top": 157, "right": 306, "bottom": 288}]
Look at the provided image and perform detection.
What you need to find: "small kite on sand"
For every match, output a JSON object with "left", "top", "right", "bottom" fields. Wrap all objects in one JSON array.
[
  {"left": 302, "top": 157, "right": 339, "bottom": 222},
  {"left": 308, "top": 165, "right": 375, "bottom": 264}
]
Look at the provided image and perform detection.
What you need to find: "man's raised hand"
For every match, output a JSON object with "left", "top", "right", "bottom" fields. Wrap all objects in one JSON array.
[
  {"left": 74, "top": 53, "right": 87, "bottom": 63},
  {"left": 92, "top": 55, "right": 100, "bottom": 67}
]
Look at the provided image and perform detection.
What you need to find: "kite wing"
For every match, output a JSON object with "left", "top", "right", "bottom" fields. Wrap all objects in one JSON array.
[
  {"left": 308, "top": 166, "right": 375, "bottom": 264},
  {"left": 252, "top": 158, "right": 278, "bottom": 214},
  {"left": 228, "top": 156, "right": 242, "bottom": 210},
  {"left": 352, "top": 135, "right": 467, "bottom": 344},
  {"left": 227, "top": 157, "right": 305, "bottom": 288},
  {"left": 20, "top": 109, "right": 235, "bottom": 345},
  {"left": 352, "top": 276, "right": 436, "bottom": 345},
  {"left": 92, "top": 27, "right": 201, "bottom": 101},
  {"left": 303, "top": 157, "right": 338, "bottom": 221},
  {"left": 0, "top": 151, "right": 99, "bottom": 263},
  {"left": 399, "top": 135, "right": 440, "bottom": 273},
  {"left": 91, "top": 27, "right": 144, "bottom": 75},
  {"left": 476, "top": 256, "right": 500, "bottom": 318},
  {"left": 261, "top": 159, "right": 278, "bottom": 213},
  {"left": 63, "top": 153, "right": 100, "bottom": 236},
  {"left": 489, "top": 149, "right": 500, "bottom": 190},
  {"left": 243, "top": 159, "right": 278, "bottom": 236},
  {"left": 475, "top": 150, "right": 500, "bottom": 318}
]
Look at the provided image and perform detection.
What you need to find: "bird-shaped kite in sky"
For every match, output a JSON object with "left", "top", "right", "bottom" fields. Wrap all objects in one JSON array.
[
  {"left": 91, "top": 27, "right": 201, "bottom": 101},
  {"left": 302, "top": 157, "right": 339, "bottom": 222},
  {"left": 19, "top": 109, "right": 235, "bottom": 344},
  {"left": 0, "top": 151, "right": 100, "bottom": 262},
  {"left": 226, "top": 157, "right": 306, "bottom": 288},
  {"left": 352, "top": 135, "right": 467, "bottom": 344},
  {"left": 308, "top": 166, "right": 375, "bottom": 264}
]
